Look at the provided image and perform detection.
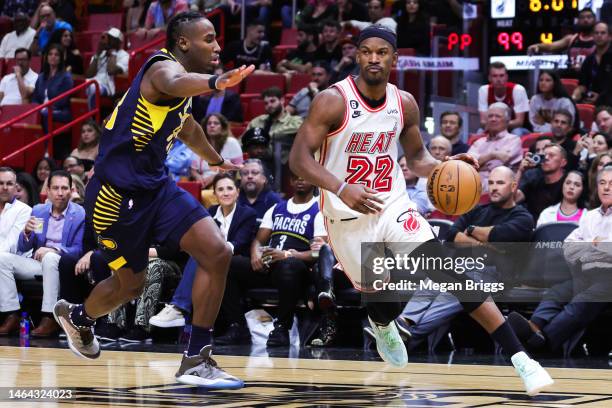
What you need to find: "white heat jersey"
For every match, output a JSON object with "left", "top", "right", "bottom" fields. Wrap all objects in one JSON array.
[{"left": 316, "top": 76, "right": 409, "bottom": 220}]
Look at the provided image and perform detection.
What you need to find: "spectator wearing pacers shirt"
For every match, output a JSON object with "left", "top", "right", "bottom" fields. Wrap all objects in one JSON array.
[{"left": 478, "top": 62, "right": 530, "bottom": 136}]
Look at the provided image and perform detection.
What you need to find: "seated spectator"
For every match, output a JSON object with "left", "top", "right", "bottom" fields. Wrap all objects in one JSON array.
[
  {"left": 315, "top": 20, "right": 342, "bottom": 65},
  {"left": 298, "top": 0, "right": 339, "bottom": 29},
  {"left": 217, "top": 173, "right": 325, "bottom": 346},
  {"left": 574, "top": 132, "right": 611, "bottom": 171},
  {"left": 573, "top": 22, "right": 612, "bottom": 106},
  {"left": 85, "top": 28, "right": 129, "bottom": 110},
  {"left": 438, "top": 111, "right": 469, "bottom": 155},
  {"left": 49, "top": 28, "right": 83, "bottom": 75},
  {"left": 152, "top": 174, "right": 257, "bottom": 334},
  {"left": 29, "top": 3, "right": 72, "bottom": 56},
  {"left": 0, "top": 170, "right": 84, "bottom": 337},
  {"left": 191, "top": 114, "right": 243, "bottom": 188},
  {"left": 247, "top": 87, "right": 303, "bottom": 164},
  {"left": 237, "top": 159, "right": 282, "bottom": 224},
  {"left": 32, "top": 43, "right": 73, "bottom": 131},
  {"left": 63, "top": 156, "right": 86, "bottom": 182},
  {"left": 395, "top": 0, "right": 430, "bottom": 56},
  {"left": 241, "top": 127, "right": 274, "bottom": 177},
  {"left": 137, "top": 0, "right": 189, "bottom": 40},
  {"left": 276, "top": 25, "right": 318, "bottom": 74},
  {"left": 527, "top": 7, "right": 596, "bottom": 79},
  {"left": 31, "top": 157, "right": 57, "bottom": 194},
  {"left": 468, "top": 103, "right": 523, "bottom": 189},
  {"left": 0, "top": 48, "right": 38, "bottom": 106},
  {"left": 15, "top": 172, "right": 39, "bottom": 208},
  {"left": 221, "top": 20, "right": 272, "bottom": 72},
  {"left": 398, "top": 167, "right": 533, "bottom": 349},
  {"left": 517, "top": 144, "right": 568, "bottom": 220},
  {"left": 549, "top": 109, "right": 579, "bottom": 170},
  {"left": 0, "top": 13, "right": 36, "bottom": 59},
  {"left": 1, "top": 0, "right": 37, "bottom": 18},
  {"left": 192, "top": 68, "right": 243, "bottom": 123},
  {"left": 529, "top": 71, "right": 577, "bottom": 133},
  {"left": 478, "top": 62, "right": 530, "bottom": 135},
  {"left": 287, "top": 61, "right": 332, "bottom": 118},
  {"left": 428, "top": 136, "right": 452, "bottom": 161},
  {"left": 331, "top": 36, "right": 358, "bottom": 83},
  {"left": 69, "top": 174, "right": 85, "bottom": 205},
  {"left": 594, "top": 105, "right": 611, "bottom": 135},
  {"left": 0, "top": 168, "right": 31, "bottom": 255},
  {"left": 344, "top": 0, "right": 397, "bottom": 33},
  {"left": 398, "top": 156, "right": 431, "bottom": 216},
  {"left": 337, "top": 0, "right": 368, "bottom": 23},
  {"left": 70, "top": 120, "right": 101, "bottom": 170},
  {"left": 537, "top": 170, "right": 588, "bottom": 226},
  {"left": 587, "top": 152, "right": 612, "bottom": 208},
  {"left": 508, "top": 166, "right": 612, "bottom": 354}
]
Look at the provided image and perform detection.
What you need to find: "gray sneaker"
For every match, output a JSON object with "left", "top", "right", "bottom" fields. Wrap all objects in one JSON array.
[
  {"left": 175, "top": 345, "right": 244, "bottom": 389},
  {"left": 53, "top": 299, "right": 100, "bottom": 360}
]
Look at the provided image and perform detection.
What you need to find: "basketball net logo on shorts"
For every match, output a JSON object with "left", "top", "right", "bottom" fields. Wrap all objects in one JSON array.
[{"left": 397, "top": 209, "right": 420, "bottom": 234}]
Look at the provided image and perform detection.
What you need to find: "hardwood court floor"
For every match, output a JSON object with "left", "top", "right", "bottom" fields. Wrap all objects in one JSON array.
[{"left": 1, "top": 345, "right": 611, "bottom": 407}]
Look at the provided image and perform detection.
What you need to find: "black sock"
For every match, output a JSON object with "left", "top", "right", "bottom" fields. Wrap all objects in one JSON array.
[
  {"left": 491, "top": 321, "right": 526, "bottom": 358},
  {"left": 70, "top": 304, "right": 96, "bottom": 328},
  {"left": 187, "top": 325, "right": 213, "bottom": 356}
]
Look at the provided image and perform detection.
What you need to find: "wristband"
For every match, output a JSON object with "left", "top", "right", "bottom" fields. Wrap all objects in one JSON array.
[
  {"left": 208, "top": 75, "right": 219, "bottom": 90},
  {"left": 336, "top": 181, "right": 348, "bottom": 197},
  {"left": 208, "top": 158, "right": 225, "bottom": 167}
]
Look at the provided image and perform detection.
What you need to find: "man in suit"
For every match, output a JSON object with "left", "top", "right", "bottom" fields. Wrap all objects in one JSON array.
[
  {"left": 192, "top": 68, "right": 243, "bottom": 124},
  {"left": 0, "top": 170, "right": 84, "bottom": 336}
]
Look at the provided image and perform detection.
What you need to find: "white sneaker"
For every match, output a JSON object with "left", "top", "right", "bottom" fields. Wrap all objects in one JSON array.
[
  {"left": 511, "top": 351, "right": 554, "bottom": 396},
  {"left": 149, "top": 304, "right": 185, "bottom": 328},
  {"left": 368, "top": 317, "right": 408, "bottom": 368}
]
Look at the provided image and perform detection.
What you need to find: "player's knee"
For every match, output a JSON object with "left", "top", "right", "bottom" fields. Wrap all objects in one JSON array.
[{"left": 121, "top": 273, "right": 146, "bottom": 300}]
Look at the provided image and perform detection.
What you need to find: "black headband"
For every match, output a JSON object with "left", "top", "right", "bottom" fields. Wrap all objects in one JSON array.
[{"left": 357, "top": 24, "right": 397, "bottom": 50}]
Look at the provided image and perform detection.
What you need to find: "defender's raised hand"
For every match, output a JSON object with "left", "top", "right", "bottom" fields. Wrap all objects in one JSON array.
[{"left": 216, "top": 65, "right": 255, "bottom": 90}]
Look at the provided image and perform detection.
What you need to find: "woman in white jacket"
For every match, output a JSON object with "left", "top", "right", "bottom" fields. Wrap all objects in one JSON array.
[{"left": 537, "top": 170, "right": 588, "bottom": 227}]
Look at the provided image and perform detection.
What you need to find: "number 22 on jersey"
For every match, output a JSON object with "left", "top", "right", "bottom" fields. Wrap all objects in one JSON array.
[{"left": 345, "top": 154, "right": 394, "bottom": 192}]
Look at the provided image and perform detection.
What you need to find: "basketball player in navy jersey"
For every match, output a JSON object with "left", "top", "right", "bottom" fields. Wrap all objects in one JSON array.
[
  {"left": 289, "top": 25, "right": 554, "bottom": 395},
  {"left": 53, "top": 11, "right": 253, "bottom": 389}
]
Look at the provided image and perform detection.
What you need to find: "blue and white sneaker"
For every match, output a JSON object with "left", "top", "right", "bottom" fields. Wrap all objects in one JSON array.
[
  {"left": 368, "top": 317, "right": 408, "bottom": 368},
  {"left": 175, "top": 345, "right": 244, "bottom": 389},
  {"left": 511, "top": 351, "right": 554, "bottom": 396}
]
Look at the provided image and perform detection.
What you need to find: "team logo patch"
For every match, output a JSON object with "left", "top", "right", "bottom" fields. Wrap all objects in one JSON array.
[
  {"left": 303, "top": 214, "right": 311, "bottom": 221},
  {"left": 397, "top": 210, "right": 420, "bottom": 234},
  {"left": 349, "top": 100, "right": 359, "bottom": 109},
  {"left": 98, "top": 236, "right": 118, "bottom": 250}
]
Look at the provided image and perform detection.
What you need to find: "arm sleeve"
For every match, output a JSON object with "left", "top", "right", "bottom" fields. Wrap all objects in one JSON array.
[
  {"left": 0, "top": 36, "right": 8, "bottom": 59},
  {"left": 0, "top": 204, "right": 31, "bottom": 253},
  {"left": 489, "top": 209, "right": 534, "bottom": 242},
  {"left": 314, "top": 212, "right": 327, "bottom": 237},
  {"left": 512, "top": 85, "right": 530, "bottom": 113},
  {"left": 260, "top": 205, "right": 276, "bottom": 229},
  {"left": 0, "top": 77, "right": 7, "bottom": 93}
]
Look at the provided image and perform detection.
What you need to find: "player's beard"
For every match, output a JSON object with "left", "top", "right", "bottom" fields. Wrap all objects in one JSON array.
[{"left": 362, "top": 71, "right": 386, "bottom": 86}]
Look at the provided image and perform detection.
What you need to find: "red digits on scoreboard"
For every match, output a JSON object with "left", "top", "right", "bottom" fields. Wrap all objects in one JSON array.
[
  {"left": 448, "top": 33, "right": 472, "bottom": 51},
  {"left": 511, "top": 32, "right": 523, "bottom": 50},
  {"left": 497, "top": 32, "right": 524, "bottom": 51}
]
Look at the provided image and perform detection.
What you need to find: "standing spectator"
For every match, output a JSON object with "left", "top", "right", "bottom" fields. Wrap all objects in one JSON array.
[
  {"left": 32, "top": 43, "right": 73, "bottom": 132},
  {"left": 276, "top": 25, "right": 318, "bottom": 74},
  {"left": 15, "top": 173, "right": 39, "bottom": 208},
  {"left": 298, "top": 0, "right": 339, "bottom": 29},
  {"left": 237, "top": 159, "right": 282, "bottom": 224},
  {"left": 331, "top": 36, "right": 358, "bottom": 82},
  {"left": 537, "top": 171, "right": 588, "bottom": 226},
  {"left": 221, "top": 20, "right": 272, "bottom": 72},
  {"left": 0, "top": 170, "right": 84, "bottom": 337},
  {"left": 0, "top": 48, "right": 38, "bottom": 106},
  {"left": 398, "top": 156, "right": 431, "bottom": 215},
  {"left": 85, "top": 28, "right": 129, "bottom": 110},
  {"left": 0, "top": 168, "right": 31, "bottom": 255},
  {"left": 573, "top": 22, "right": 612, "bottom": 106},
  {"left": 438, "top": 111, "right": 469, "bottom": 155},
  {"left": 192, "top": 68, "right": 243, "bottom": 123},
  {"left": 428, "top": 136, "right": 452, "bottom": 161},
  {"left": 315, "top": 20, "right": 342, "bottom": 66},
  {"left": 70, "top": 120, "right": 101, "bottom": 170},
  {"left": 1, "top": 0, "right": 38, "bottom": 17},
  {"left": 478, "top": 62, "right": 530, "bottom": 135},
  {"left": 49, "top": 28, "right": 83, "bottom": 74},
  {"left": 595, "top": 105, "right": 612, "bottom": 135},
  {"left": 0, "top": 13, "right": 37, "bottom": 59},
  {"left": 345, "top": 0, "right": 397, "bottom": 33},
  {"left": 29, "top": 3, "right": 73, "bottom": 56},
  {"left": 468, "top": 103, "right": 523, "bottom": 189},
  {"left": 31, "top": 157, "right": 57, "bottom": 193},
  {"left": 247, "top": 87, "right": 303, "bottom": 164},
  {"left": 395, "top": 0, "right": 430, "bottom": 56},
  {"left": 587, "top": 152, "right": 612, "bottom": 208},
  {"left": 508, "top": 166, "right": 612, "bottom": 354},
  {"left": 517, "top": 144, "right": 568, "bottom": 220},
  {"left": 529, "top": 71, "right": 577, "bottom": 133},
  {"left": 287, "top": 61, "right": 332, "bottom": 118},
  {"left": 528, "top": 8, "right": 597, "bottom": 78}
]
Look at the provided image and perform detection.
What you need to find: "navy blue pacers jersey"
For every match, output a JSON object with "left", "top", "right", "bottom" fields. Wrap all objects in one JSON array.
[
  {"left": 95, "top": 48, "right": 193, "bottom": 191},
  {"left": 269, "top": 200, "right": 319, "bottom": 252}
]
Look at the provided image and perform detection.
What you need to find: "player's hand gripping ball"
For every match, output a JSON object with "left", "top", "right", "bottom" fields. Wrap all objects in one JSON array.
[{"left": 427, "top": 159, "right": 481, "bottom": 216}]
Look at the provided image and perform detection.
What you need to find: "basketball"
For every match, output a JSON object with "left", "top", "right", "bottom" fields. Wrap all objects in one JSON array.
[{"left": 427, "top": 160, "right": 481, "bottom": 216}]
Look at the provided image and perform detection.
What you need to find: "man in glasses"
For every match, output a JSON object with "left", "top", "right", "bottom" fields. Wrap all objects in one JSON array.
[
  {"left": 237, "top": 159, "right": 281, "bottom": 226},
  {"left": 30, "top": 3, "right": 72, "bottom": 55}
]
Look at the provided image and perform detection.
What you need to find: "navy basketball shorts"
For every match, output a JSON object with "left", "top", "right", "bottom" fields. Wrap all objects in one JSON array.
[{"left": 85, "top": 176, "right": 209, "bottom": 272}]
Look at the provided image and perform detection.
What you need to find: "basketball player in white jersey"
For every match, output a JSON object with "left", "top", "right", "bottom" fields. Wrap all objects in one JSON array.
[{"left": 289, "top": 25, "right": 554, "bottom": 396}]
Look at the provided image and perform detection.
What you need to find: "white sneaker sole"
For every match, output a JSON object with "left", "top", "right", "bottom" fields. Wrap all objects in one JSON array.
[
  {"left": 526, "top": 376, "right": 554, "bottom": 396},
  {"left": 150, "top": 317, "right": 185, "bottom": 328},
  {"left": 176, "top": 374, "right": 244, "bottom": 389},
  {"left": 53, "top": 309, "right": 100, "bottom": 360}
]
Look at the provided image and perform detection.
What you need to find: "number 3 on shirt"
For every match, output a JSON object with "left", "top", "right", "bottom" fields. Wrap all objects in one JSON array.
[{"left": 345, "top": 155, "right": 393, "bottom": 192}]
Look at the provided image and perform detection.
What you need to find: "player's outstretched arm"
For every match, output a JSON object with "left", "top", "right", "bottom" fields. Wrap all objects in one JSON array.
[{"left": 178, "top": 116, "right": 240, "bottom": 171}]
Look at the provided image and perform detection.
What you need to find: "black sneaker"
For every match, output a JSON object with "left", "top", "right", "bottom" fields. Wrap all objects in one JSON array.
[
  {"left": 267, "top": 324, "right": 290, "bottom": 347},
  {"left": 215, "top": 323, "right": 251, "bottom": 345},
  {"left": 119, "top": 326, "right": 152, "bottom": 343},
  {"left": 317, "top": 291, "right": 336, "bottom": 312},
  {"left": 310, "top": 314, "right": 337, "bottom": 347},
  {"left": 94, "top": 318, "right": 122, "bottom": 342}
]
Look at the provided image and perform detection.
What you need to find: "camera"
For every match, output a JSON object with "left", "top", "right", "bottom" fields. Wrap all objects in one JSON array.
[{"left": 531, "top": 154, "right": 545, "bottom": 166}]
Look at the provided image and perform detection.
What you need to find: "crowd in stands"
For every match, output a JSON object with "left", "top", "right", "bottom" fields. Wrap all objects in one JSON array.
[{"left": 0, "top": 0, "right": 612, "bottom": 357}]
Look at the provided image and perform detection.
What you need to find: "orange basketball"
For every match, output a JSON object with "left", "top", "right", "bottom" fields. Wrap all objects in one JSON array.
[{"left": 427, "top": 160, "right": 481, "bottom": 216}]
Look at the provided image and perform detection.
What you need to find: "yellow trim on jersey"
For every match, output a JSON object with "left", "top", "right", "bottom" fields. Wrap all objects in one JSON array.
[
  {"left": 108, "top": 256, "right": 127, "bottom": 271},
  {"left": 270, "top": 231, "right": 311, "bottom": 245},
  {"left": 93, "top": 184, "right": 123, "bottom": 234}
]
